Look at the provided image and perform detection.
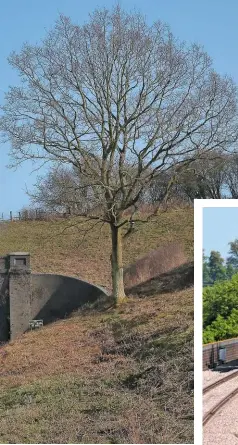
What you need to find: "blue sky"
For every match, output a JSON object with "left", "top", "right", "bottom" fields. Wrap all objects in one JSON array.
[
  {"left": 1, "top": 0, "right": 238, "bottom": 214},
  {"left": 203, "top": 208, "right": 238, "bottom": 260}
]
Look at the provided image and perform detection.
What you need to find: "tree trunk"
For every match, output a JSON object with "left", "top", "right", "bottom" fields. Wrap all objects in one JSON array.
[{"left": 110, "top": 223, "right": 126, "bottom": 303}]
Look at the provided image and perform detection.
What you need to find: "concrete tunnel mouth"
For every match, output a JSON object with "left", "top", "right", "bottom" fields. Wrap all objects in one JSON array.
[
  {"left": 31, "top": 273, "right": 109, "bottom": 324},
  {"left": 0, "top": 252, "right": 108, "bottom": 341}
]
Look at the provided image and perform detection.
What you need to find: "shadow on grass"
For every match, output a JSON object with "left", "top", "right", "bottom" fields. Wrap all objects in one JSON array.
[
  {"left": 75, "top": 261, "right": 194, "bottom": 317},
  {"left": 126, "top": 261, "right": 194, "bottom": 297}
]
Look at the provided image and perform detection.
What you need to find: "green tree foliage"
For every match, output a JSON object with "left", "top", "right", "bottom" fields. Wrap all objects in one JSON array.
[
  {"left": 208, "top": 250, "right": 227, "bottom": 283},
  {"left": 203, "top": 274, "right": 238, "bottom": 343},
  {"left": 226, "top": 263, "right": 236, "bottom": 280},
  {"left": 203, "top": 309, "right": 238, "bottom": 343},
  {"left": 203, "top": 250, "right": 227, "bottom": 285},
  {"left": 227, "top": 239, "right": 238, "bottom": 270},
  {"left": 203, "top": 240, "right": 238, "bottom": 287},
  {"left": 203, "top": 250, "right": 213, "bottom": 286}
]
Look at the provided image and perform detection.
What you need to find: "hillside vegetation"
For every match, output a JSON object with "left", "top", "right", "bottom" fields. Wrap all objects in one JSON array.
[
  {"left": 203, "top": 273, "right": 238, "bottom": 343},
  {"left": 0, "top": 208, "right": 193, "bottom": 288},
  {"left": 0, "top": 207, "right": 194, "bottom": 444}
]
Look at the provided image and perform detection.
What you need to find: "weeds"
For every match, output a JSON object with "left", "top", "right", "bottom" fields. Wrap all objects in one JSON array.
[{"left": 0, "top": 208, "right": 193, "bottom": 443}]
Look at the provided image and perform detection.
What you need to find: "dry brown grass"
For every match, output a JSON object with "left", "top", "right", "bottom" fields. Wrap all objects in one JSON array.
[
  {"left": 0, "top": 286, "right": 193, "bottom": 444},
  {"left": 0, "top": 207, "right": 193, "bottom": 443},
  {"left": 124, "top": 242, "right": 188, "bottom": 288},
  {"left": 0, "top": 208, "right": 193, "bottom": 289}
]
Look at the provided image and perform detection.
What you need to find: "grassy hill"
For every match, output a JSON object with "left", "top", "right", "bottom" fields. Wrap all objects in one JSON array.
[
  {"left": 0, "top": 208, "right": 193, "bottom": 288},
  {"left": 0, "top": 207, "right": 194, "bottom": 444}
]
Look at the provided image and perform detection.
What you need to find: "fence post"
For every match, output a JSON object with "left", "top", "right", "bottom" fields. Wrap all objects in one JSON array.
[
  {"left": 10, "top": 211, "right": 12, "bottom": 221},
  {"left": 19, "top": 212, "right": 21, "bottom": 220}
]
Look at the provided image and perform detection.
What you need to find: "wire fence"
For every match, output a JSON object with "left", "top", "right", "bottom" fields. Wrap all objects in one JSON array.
[
  {"left": 0, "top": 209, "right": 70, "bottom": 222},
  {"left": 0, "top": 200, "right": 193, "bottom": 223}
]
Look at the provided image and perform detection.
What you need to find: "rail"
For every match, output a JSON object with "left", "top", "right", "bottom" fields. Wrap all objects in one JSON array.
[{"left": 203, "top": 371, "right": 238, "bottom": 426}]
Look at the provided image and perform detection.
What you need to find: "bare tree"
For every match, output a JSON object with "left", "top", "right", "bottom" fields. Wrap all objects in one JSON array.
[
  {"left": 144, "top": 150, "right": 228, "bottom": 204},
  {"left": 1, "top": 6, "right": 238, "bottom": 301},
  {"left": 176, "top": 151, "right": 228, "bottom": 201},
  {"left": 30, "top": 165, "right": 97, "bottom": 215},
  {"left": 224, "top": 153, "right": 238, "bottom": 198}
]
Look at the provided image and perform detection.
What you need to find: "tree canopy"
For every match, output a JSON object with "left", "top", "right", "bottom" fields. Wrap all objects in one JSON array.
[
  {"left": 1, "top": 6, "right": 238, "bottom": 300},
  {"left": 203, "top": 250, "right": 229, "bottom": 285},
  {"left": 203, "top": 274, "right": 238, "bottom": 343}
]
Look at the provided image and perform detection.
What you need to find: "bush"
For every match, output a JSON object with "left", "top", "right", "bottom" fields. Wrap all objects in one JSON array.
[
  {"left": 203, "top": 309, "right": 238, "bottom": 343},
  {"left": 203, "top": 274, "right": 238, "bottom": 342}
]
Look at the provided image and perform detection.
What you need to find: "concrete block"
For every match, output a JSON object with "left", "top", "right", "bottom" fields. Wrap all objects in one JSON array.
[{"left": 9, "top": 253, "right": 32, "bottom": 340}]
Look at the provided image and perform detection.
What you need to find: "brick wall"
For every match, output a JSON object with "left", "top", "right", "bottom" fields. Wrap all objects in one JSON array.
[{"left": 203, "top": 337, "right": 238, "bottom": 370}]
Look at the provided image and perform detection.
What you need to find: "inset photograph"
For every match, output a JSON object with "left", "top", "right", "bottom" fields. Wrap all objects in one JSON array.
[{"left": 202, "top": 205, "right": 238, "bottom": 445}]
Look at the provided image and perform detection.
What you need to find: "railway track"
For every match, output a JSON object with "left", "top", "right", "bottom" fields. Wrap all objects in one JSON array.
[
  {"left": 203, "top": 370, "right": 238, "bottom": 426},
  {"left": 203, "top": 369, "right": 238, "bottom": 394}
]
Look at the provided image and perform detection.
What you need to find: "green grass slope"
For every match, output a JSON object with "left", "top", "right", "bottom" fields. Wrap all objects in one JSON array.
[{"left": 0, "top": 208, "right": 194, "bottom": 444}]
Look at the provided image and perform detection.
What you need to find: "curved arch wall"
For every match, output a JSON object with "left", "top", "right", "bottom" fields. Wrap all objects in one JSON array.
[
  {"left": 0, "top": 252, "right": 108, "bottom": 341},
  {"left": 31, "top": 273, "right": 107, "bottom": 322}
]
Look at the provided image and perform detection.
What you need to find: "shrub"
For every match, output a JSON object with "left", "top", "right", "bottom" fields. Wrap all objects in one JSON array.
[{"left": 203, "top": 273, "right": 238, "bottom": 342}]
